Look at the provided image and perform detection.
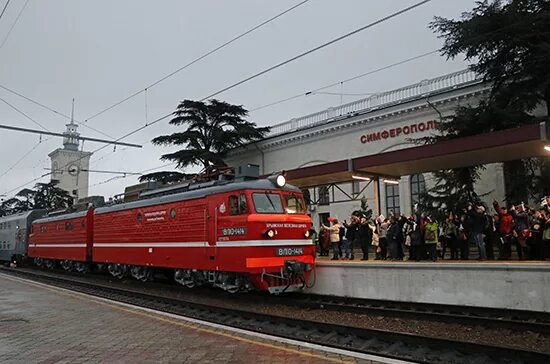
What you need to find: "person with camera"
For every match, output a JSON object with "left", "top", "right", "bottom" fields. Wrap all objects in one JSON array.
[
  {"left": 466, "top": 202, "right": 487, "bottom": 260},
  {"left": 322, "top": 218, "right": 342, "bottom": 260}
]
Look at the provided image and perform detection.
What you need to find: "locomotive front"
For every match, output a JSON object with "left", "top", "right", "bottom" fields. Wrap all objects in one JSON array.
[{"left": 214, "top": 175, "right": 315, "bottom": 294}]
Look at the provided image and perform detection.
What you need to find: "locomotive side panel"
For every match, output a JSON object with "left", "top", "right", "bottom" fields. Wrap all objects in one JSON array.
[
  {"left": 28, "top": 212, "right": 89, "bottom": 262},
  {"left": 93, "top": 198, "right": 211, "bottom": 269}
]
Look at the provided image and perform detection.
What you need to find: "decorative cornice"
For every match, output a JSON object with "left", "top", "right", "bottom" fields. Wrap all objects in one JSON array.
[{"left": 230, "top": 86, "right": 490, "bottom": 157}]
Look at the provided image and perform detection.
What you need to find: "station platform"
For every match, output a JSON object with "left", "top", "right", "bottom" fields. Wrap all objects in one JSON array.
[
  {"left": 0, "top": 274, "right": 376, "bottom": 363},
  {"left": 308, "top": 258, "right": 550, "bottom": 313}
]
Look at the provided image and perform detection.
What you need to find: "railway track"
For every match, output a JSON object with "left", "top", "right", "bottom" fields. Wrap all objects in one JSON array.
[
  {"left": 1, "top": 267, "right": 548, "bottom": 364},
  {"left": 265, "top": 293, "right": 550, "bottom": 335}
]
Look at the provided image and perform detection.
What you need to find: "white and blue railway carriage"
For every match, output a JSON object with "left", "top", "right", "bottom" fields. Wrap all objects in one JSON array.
[{"left": 0, "top": 210, "right": 46, "bottom": 263}]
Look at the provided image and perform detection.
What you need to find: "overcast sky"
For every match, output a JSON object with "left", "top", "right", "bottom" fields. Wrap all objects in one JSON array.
[{"left": 0, "top": 0, "right": 476, "bottom": 199}]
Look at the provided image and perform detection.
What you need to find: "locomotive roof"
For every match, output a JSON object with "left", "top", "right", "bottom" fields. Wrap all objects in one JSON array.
[
  {"left": 95, "top": 178, "right": 301, "bottom": 215},
  {"left": 0, "top": 209, "right": 47, "bottom": 223},
  {"left": 33, "top": 210, "right": 88, "bottom": 224}
]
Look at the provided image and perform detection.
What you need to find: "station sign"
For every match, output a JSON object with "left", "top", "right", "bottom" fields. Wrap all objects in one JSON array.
[{"left": 360, "top": 120, "right": 439, "bottom": 144}]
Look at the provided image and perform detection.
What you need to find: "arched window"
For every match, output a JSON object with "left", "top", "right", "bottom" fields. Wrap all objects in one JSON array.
[
  {"left": 410, "top": 174, "right": 426, "bottom": 212},
  {"left": 385, "top": 184, "right": 400, "bottom": 217}
]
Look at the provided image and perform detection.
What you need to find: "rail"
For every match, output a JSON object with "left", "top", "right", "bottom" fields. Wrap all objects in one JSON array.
[
  {"left": 268, "top": 68, "right": 482, "bottom": 136},
  {"left": 2, "top": 267, "right": 548, "bottom": 364}
]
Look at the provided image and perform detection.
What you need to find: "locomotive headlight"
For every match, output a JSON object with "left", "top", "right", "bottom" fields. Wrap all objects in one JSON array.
[
  {"left": 304, "top": 230, "right": 310, "bottom": 238},
  {"left": 265, "top": 229, "right": 276, "bottom": 238},
  {"left": 268, "top": 174, "right": 286, "bottom": 188},
  {"left": 276, "top": 175, "right": 286, "bottom": 187}
]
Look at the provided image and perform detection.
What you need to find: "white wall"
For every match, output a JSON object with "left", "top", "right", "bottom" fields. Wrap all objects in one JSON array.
[{"left": 307, "top": 262, "right": 550, "bottom": 312}]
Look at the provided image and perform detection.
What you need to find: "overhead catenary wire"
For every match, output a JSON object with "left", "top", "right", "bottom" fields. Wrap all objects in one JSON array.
[
  {"left": 250, "top": 49, "right": 439, "bottom": 112},
  {"left": 89, "top": 162, "right": 178, "bottom": 188},
  {"left": 0, "top": 0, "right": 12, "bottom": 22},
  {"left": 200, "top": 0, "right": 433, "bottom": 101},
  {"left": 0, "top": 0, "right": 433, "bottom": 197},
  {"left": 83, "top": 0, "right": 311, "bottom": 124},
  {"left": 0, "top": 138, "right": 47, "bottom": 180},
  {"left": 0, "top": 96, "right": 51, "bottom": 131},
  {"left": 79, "top": 0, "right": 436, "bottom": 151},
  {"left": 0, "top": 0, "right": 29, "bottom": 50},
  {"left": 0, "top": 84, "right": 117, "bottom": 139}
]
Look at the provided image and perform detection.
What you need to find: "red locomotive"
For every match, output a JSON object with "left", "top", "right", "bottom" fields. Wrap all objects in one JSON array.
[{"left": 28, "top": 174, "right": 315, "bottom": 293}]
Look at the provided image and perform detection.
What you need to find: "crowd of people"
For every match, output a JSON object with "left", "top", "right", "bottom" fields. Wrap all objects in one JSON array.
[{"left": 313, "top": 197, "right": 550, "bottom": 261}]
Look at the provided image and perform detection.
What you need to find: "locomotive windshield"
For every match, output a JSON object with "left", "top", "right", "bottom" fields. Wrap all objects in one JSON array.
[
  {"left": 284, "top": 194, "right": 306, "bottom": 214},
  {"left": 252, "top": 193, "right": 284, "bottom": 213}
]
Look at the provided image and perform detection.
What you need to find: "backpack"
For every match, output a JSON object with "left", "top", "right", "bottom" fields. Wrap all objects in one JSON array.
[{"left": 425, "top": 229, "right": 435, "bottom": 241}]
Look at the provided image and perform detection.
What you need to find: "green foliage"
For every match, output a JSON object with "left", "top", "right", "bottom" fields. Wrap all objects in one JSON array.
[
  {"left": 138, "top": 171, "right": 191, "bottom": 184},
  {"left": 419, "top": 0, "right": 550, "bottom": 214},
  {"left": 32, "top": 181, "right": 73, "bottom": 211},
  {"left": 149, "top": 99, "right": 269, "bottom": 176},
  {"left": 431, "top": 0, "right": 550, "bottom": 113},
  {"left": 0, "top": 181, "right": 73, "bottom": 216},
  {"left": 419, "top": 167, "right": 484, "bottom": 219}
]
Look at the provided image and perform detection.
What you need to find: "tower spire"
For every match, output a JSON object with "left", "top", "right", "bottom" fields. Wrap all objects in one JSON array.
[
  {"left": 71, "top": 98, "right": 75, "bottom": 125},
  {"left": 63, "top": 98, "right": 79, "bottom": 151}
]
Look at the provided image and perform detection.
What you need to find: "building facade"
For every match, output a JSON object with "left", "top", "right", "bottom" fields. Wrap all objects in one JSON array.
[
  {"left": 48, "top": 121, "right": 91, "bottom": 199},
  {"left": 226, "top": 69, "right": 546, "bottom": 227}
]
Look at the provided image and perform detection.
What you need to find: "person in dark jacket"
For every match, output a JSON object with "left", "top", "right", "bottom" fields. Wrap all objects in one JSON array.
[
  {"left": 511, "top": 204, "right": 529, "bottom": 260},
  {"left": 458, "top": 214, "right": 470, "bottom": 260},
  {"left": 441, "top": 212, "right": 458, "bottom": 260},
  {"left": 386, "top": 216, "right": 402, "bottom": 260},
  {"left": 408, "top": 215, "right": 423, "bottom": 261},
  {"left": 343, "top": 215, "right": 359, "bottom": 260},
  {"left": 357, "top": 215, "right": 373, "bottom": 260},
  {"left": 466, "top": 203, "right": 487, "bottom": 260}
]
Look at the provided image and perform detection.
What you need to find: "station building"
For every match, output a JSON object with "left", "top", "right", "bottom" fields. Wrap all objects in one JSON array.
[{"left": 226, "top": 69, "right": 548, "bottom": 227}]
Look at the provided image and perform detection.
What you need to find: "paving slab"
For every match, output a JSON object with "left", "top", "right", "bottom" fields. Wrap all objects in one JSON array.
[{"left": 0, "top": 274, "right": 379, "bottom": 364}]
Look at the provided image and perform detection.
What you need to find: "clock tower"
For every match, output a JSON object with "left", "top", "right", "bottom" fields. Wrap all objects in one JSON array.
[{"left": 48, "top": 120, "right": 92, "bottom": 200}]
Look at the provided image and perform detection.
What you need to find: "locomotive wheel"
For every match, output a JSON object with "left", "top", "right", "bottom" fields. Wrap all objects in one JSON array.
[
  {"left": 225, "top": 285, "right": 240, "bottom": 294},
  {"left": 61, "top": 260, "right": 74, "bottom": 271},
  {"left": 74, "top": 262, "right": 89, "bottom": 274},
  {"left": 107, "top": 264, "right": 126, "bottom": 279},
  {"left": 174, "top": 269, "right": 195, "bottom": 288},
  {"left": 130, "top": 266, "right": 153, "bottom": 282},
  {"left": 44, "top": 259, "right": 55, "bottom": 269}
]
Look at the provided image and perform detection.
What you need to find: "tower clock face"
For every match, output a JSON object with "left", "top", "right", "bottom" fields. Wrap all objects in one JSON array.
[{"left": 68, "top": 165, "right": 79, "bottom": 176}]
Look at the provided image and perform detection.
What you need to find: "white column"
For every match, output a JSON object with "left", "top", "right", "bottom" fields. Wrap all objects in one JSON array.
[{"left": 399, "top": 176, "right": 411, "bottom": 216}]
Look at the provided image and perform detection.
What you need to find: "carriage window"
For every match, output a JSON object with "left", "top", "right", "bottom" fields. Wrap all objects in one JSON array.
[
  {"left": 65, "top": 222, "right": 73, "bottom": 231},
  {"left": 284, "top": 194, "right": 306, "bottom": 214},
  {"left": 40, "top": 225, "right": 47, "bottom": 232},
  {"left": 252, "top": 193, "right": 284, "bottom": 214}
]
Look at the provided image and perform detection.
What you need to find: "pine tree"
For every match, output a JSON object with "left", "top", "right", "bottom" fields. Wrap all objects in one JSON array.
[
  {"left": 420, "top": 0, "right": 549, "bottom": 214},
  {"left": 141, "top": 99, "right": 269, "bottom": 182}
]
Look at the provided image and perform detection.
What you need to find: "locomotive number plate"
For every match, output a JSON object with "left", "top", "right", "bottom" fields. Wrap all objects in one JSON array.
[{"left": 275, "top": 247, "right": 304, "bottom": 256}]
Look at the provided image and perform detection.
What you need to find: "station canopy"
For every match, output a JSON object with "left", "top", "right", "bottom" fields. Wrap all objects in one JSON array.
[{"left": 285, "top": 122, "right": 550, "bottom": 188}]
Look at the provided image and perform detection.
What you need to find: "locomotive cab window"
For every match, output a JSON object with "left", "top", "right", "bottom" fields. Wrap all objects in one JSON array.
[
  {"left": 229, "top": 195, "right": 239, "bottom": 215},
  {"left": 284, "top": 194, "right": 306, "bottom": 214},
  {"left": 229, "top": 194, "right": 249, "bottom": 215},
  {"left": 252, "top": 193, "right": 284, "bottom": 214},
  {"left": 239, "top": 194, "right": 248, "bottom": 214}
]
